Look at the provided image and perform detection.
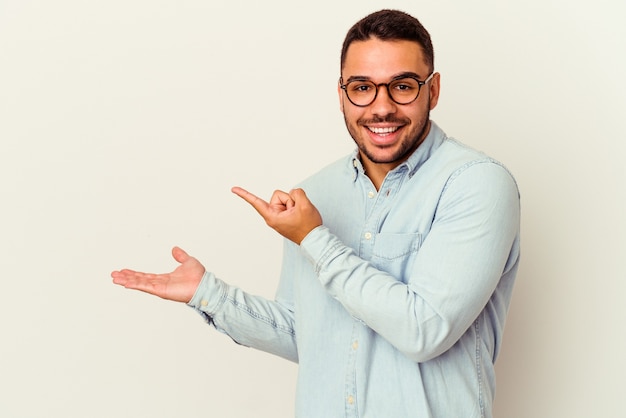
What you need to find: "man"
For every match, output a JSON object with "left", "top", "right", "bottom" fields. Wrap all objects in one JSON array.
[{"left": 112, "top": 9, "right": 520, "bottom": 417}]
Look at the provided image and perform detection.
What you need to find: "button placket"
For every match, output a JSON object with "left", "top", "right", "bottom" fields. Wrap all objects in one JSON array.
[{"left": 344, "top": 323, "right": 359, "bottom": 416}]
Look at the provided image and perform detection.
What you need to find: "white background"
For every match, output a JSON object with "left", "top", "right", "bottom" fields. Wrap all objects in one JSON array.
[{"left": 1, "top": 1, "right": 624, "bottom": 417}]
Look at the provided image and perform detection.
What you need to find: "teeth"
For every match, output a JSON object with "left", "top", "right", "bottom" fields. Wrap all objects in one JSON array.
[{"left": 368, "top": 126, "right": 398, "bottom": 134}]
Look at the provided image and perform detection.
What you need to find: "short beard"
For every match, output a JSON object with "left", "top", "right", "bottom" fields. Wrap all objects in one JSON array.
[{"left": 344, "top": 109, "right": 431, "bottom": 165}]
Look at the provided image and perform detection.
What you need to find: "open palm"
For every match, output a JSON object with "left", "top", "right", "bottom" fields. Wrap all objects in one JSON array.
[{"left": 111, "top": 246, "right": 206, "bottom": 303}]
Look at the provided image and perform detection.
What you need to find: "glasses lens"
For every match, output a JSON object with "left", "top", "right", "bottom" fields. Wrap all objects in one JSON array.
[
  {"left": 345, "top": 81, "right": 377, "bottom": 106},
  {"left": 388, "top": 78, "right": 420, "bottom": 104}
]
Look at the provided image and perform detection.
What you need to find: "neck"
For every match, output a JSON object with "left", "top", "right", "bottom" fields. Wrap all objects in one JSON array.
[{"left": 361, "top": 159, "right": 395, "bottom": 191}]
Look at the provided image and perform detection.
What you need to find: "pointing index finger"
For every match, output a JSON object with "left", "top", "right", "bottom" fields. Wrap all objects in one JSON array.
[{"left": 231, "top": 186, "right": 270, "bottom": 217}]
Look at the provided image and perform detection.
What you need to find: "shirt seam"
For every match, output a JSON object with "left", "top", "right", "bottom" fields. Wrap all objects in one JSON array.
[
  {"left": 224, "top": 296, "right": 296, "bottom": 336},
  {"left": 443, "top": 157, "right": 518, "bottom": 196},
  {"left": 313, "top": 239, "right": 344, "bottom": 275},
  {"left": 474, "top": 320, "right": 485, "bottom": 418}
]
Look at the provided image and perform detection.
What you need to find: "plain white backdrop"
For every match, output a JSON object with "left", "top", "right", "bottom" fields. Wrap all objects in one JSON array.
[{"left": 1, "top": 1, "right": 624, "bottom": 417}]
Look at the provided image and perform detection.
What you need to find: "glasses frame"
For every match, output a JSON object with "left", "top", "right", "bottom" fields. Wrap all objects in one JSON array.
[{"left": 340, "top": 72, "right": 435, "bottom": 107}]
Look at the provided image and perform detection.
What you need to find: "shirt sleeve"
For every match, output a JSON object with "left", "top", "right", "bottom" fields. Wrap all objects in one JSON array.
[
  {"left": 187, "top": 270, "right": 299, "bottom": 363},
  {"left": 299, "top": 161, "right": 521, "bottom": 362}
]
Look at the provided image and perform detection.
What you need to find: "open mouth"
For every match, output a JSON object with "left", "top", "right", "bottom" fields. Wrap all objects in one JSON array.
[{"left": 368, "top": 126, "right": 399, "bottom": 135}]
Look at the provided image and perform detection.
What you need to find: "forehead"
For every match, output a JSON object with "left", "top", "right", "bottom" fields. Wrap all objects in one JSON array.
[{"left": 342, "top": 38, "right": 428, "bottom": 80}]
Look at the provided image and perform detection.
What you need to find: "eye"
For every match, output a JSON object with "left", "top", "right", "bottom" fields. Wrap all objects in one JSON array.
[
  {"left": 349, "top": 82, "right": 375, "bottom": 94},
  {"left": 391, "top": 79, "right": 417, "bottom": 92}
]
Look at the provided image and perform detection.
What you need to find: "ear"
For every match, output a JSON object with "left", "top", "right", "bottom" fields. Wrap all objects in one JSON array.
[
  {"left": 428, "top": 72, "right": 441, "bottom": 110},
  {"left": 337, "top": 81, "right": 345, "bottom": 113}
]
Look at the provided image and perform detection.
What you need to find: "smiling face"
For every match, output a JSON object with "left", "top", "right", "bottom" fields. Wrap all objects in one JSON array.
[{"left": 339, "top": 37, "right": 440, "bottom": 184}]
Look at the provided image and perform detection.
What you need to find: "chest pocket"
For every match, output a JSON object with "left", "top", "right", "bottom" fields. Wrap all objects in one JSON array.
[{"left": 370, "top": 233, "right": 422, "bottom": 281}]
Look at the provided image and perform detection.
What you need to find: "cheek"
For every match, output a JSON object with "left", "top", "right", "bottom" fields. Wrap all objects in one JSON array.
[
  {"left": 407, "top": 100, "right": 430, "bottom": 121},
  {"left": 342, "top": 106, "right": 359, "bottom": 124}
]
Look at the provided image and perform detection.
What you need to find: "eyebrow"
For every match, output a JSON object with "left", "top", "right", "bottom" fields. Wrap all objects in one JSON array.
[{"left": 345, "top": 71, "right": 424, "bottom": 84}]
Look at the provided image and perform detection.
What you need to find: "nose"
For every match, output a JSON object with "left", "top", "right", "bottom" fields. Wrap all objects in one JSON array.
[{"left": 369, "top": 84, "right": 397, "bottom": 117}]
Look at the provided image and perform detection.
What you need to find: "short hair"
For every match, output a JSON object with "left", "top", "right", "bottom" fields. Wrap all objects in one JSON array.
[{"left": 340, "top": 9, "right": 434, "bottom": 73}]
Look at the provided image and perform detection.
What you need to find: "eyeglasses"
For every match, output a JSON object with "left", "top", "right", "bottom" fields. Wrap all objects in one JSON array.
[{"left": 340, "top": 73, "right": 434, "bottom": 107}]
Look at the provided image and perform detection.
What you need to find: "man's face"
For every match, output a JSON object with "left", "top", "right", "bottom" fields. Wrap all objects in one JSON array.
[{"left": 339, "top": 38, "right": 440, "bottom": 172}]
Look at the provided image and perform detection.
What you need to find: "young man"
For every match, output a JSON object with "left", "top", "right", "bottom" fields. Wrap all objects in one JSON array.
[{"left": 112, "top": 9, "right": 520, "bottom": 417}]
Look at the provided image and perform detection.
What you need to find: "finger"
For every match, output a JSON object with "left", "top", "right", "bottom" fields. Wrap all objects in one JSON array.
[
  {"left": 111, "top": 269, "right": 142, "bottom": 285},
  {"left": 171, "top": 246, "right": 190, "bottom": 264},
  {"left": 231, "top": 186, "right": 271, "bottom": 217},
  {"left": 117, "top": 275, "right": 161, "bottom": 295},
  {"left": 111, "top": 270, "right": 128, "bottom": 285},
  {"left": 112, "top": 268, "right": 150, "bottom": 278},
  {"left": 269, "top": 189, "right": 295, "bottom": 209},
  {"left": 113, "top": 270, "right": 163, "bottom": 292},
  {"left": 113, "top": 268, "right": 164, "bottom": 281},
  {"left": 289, "top": 188, "right": 308, "bottom": 202}
]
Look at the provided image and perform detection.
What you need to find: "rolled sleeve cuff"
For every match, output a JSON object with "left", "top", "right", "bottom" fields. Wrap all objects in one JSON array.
[
  {"left": 300, "top": 225, "right": 342, "bottom": 275},
  {"left": 187, "top": 271, "right": 227, "bottom": 323}
]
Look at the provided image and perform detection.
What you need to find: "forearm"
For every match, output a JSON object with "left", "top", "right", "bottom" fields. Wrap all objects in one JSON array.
[
  {"left": 188, "top": 271, "right": 298, "bottom": 363},
  {"left": 301, "top": 228, "right": 458, "bottom": 361},
  {"left": 300, "top": 165, "right": 521, "bottom": 362}
]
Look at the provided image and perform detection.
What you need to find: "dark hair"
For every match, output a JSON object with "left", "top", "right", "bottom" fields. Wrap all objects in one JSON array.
[{"left": 340, "top": 9, "right": 434, "bottom": 73}]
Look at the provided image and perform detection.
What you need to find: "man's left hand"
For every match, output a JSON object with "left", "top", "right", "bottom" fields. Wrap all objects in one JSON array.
[{"left": 232, "top": 186, "right": 323, "bottom": 245}]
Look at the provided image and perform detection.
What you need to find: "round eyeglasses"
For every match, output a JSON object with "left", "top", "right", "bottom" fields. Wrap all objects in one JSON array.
[{"left": 340, "top": 73, "right": 434, "bottom": 107}]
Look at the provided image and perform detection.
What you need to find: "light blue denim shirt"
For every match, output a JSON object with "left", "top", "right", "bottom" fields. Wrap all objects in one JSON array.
[{"left": 189, "top": 121, "right": 521, "bottom": 418}]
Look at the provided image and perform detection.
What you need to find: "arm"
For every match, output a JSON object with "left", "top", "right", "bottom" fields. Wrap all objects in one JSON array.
[
  {"left": 112, "top": 245, "right": 298, "bottom": 362},
  {"left": 233, "top": 163, "right": 520, "bottom": 362},
  {"left": 188, "top": 270, "right": 298, "bottom": 362}
]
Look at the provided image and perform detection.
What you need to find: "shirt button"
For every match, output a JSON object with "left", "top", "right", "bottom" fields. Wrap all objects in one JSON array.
[
  {"left": 347, "top": 395, "right": 354, "bottom": 405},
  {"left": 367, "top": 191, "right": 375, "bottom": 198},
  {"left": 364, "top": 232, "right": 372, "bottom": 240},
  {"left": 352, "top": 340, "right": 359, "bottom": 350},
  {"left": 200, "top": 300, "right": 208, "bottom": 307}
]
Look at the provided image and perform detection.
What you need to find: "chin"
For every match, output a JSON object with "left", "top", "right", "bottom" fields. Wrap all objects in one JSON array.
[{"left": 362, "top": 146, "right": 408, "bottom": 165}]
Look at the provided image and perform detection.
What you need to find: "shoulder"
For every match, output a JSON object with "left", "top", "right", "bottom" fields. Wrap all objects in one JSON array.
[{"left": 431, "top": 138, "right": 519, "bottom": 195}]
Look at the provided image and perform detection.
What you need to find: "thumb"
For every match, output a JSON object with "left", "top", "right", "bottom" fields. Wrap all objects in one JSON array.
[
  {"left": 289, "top": 188, "right": 308, "bottom": 201},
  {"left": 171, "top": 246, "right": 190, "bottom": 264}
]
